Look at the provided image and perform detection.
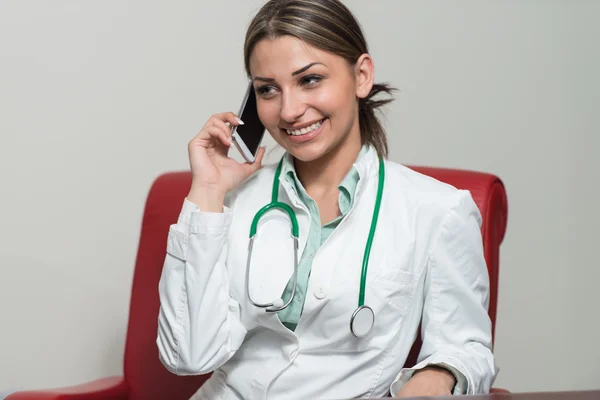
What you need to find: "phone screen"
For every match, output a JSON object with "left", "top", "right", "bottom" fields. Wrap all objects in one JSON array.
[{"left": 235, "top": 86, "right": 265, "bottom": 156}]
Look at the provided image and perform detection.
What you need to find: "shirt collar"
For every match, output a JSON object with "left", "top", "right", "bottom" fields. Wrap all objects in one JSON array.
[{"left": 279, "top": 145, "right": 373, "bottom": 209}]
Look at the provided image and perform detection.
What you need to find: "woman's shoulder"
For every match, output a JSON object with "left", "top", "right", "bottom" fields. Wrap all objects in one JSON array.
[
  {"left": 384, "top": 160, "right": 459, "bottom": 196},
  {"left": 383, "top": 159, "right": 480, "bottom": 220}
]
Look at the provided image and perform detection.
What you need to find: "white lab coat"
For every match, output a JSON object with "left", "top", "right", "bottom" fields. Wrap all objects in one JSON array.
[{"left": 157, "top": 146, "right": 497, "bottom": 399}]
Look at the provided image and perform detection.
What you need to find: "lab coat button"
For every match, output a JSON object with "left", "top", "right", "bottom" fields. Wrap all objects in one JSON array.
[{"left": 314, "top": 286, "right": 327, "bottom": 299}]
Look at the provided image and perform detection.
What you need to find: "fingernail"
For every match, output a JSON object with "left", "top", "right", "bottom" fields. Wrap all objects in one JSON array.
[
  {"left": 236, "top": 118, "right": 244, "bottom": 125},
  {"left": 229, "top": 138, "right": 234, "bottom": 145}
]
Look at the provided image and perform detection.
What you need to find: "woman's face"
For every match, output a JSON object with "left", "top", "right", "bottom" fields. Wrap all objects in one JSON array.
[{"left": 249, "top": 35, "right": 373, "bottom": 163}]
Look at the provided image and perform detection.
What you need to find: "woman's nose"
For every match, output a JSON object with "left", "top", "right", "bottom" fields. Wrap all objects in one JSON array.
[{"left": 279, "top": 91, "right": 306, "bottom": 123}]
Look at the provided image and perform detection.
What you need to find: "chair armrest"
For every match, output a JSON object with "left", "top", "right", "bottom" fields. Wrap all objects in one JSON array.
[
  {"left": 490, "top": 387, "right": 511, "bottom": 394},
  {"left": 6, "top": 376, "right": 128, "bottom": 400}
]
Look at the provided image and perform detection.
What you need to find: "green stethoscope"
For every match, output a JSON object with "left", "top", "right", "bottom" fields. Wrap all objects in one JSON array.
[{"left": 245, "top": 157, "right": 385, "bottom": 338}]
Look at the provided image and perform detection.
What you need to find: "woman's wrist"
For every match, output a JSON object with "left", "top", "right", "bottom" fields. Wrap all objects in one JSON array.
[
  {"left": 413, "top": 366, "right": 457, "bottom": 392},
  {"left": 187, "top": 185, "right": 226, "bottom": 213}
]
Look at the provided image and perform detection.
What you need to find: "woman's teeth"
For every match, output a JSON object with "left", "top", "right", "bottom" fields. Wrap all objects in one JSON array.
[{"left": 286, "top": 120, "right": 322, "bottom": 136}]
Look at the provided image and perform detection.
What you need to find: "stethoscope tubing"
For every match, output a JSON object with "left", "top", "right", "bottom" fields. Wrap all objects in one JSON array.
[
  {"left": 246, "top": 155, "right": 385, "bottom": 337},
  {"left": 359, "top": 158, "right": 385, "bottom": 307}
]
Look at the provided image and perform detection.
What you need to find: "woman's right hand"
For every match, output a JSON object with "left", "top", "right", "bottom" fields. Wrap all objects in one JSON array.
[{"left": 187, "top": 112, "right": 265, "bottom": 212}]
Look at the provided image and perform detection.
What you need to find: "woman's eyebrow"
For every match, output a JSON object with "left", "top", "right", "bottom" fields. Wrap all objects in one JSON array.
[
  {"left": 252, "top": 62, "right": 325, "bottom": 82},
  {"left": 291, "top": 62, "right": 324, "bottom": 76},
  {"left": 252, "top": 76, "right": 275, "bottom": 83}
]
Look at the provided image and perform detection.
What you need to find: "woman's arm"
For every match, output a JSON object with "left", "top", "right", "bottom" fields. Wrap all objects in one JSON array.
[
  {"left": 392, "top": 190, "right": 498, "bottom": 396},
  {"left": 157, "top": 198, "right": 247, "bottom": 375},
  {"left": 156, "top": 111, "right": 264, "bottom": 376}
]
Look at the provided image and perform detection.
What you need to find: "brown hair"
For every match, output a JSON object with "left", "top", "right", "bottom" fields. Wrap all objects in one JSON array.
[{"left": 244, "top": 0, "right": 395, "bottom": 158}]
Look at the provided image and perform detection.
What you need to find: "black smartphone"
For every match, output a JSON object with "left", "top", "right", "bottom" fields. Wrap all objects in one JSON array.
[{"left": 231, "top": 82, "right": 266, "bottom": 163}]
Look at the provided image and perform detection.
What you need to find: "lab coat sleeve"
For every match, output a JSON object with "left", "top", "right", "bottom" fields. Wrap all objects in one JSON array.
[
  {"left": 157, "top": 198, "right": 247, "bottom": 375},
  {"left": 390, "top": 190, "right": 498, "bottom": 395}
]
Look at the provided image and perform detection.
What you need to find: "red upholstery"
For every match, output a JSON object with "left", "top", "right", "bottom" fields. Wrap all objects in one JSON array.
[{"left": 7, "top": 166, "right": 508, "bottom": 399}]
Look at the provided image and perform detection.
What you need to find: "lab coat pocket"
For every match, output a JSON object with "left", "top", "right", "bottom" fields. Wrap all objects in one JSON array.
[
  {"left": 358, "top": 274, "right": 419, "bottom": 349},
  {"left": 368, "top": 240, "right": 422, "bottom": 284},
  {"left": 366, "top": 272, "right": 419, "bottom": 316},
  {"left": 324, "top": 271, "right": 418, "bottom": 353}
]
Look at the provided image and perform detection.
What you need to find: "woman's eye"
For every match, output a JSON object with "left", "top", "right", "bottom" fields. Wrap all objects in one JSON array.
[
  {"left": 301, "top": 75, "right": 322, "bottom": 86},
  {"left": 255, "top": 85, "right": 276, "bottom": 96}
]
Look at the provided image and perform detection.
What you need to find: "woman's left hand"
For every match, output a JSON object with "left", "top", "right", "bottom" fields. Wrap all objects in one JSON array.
[{"left": 394, "top": 366, "right": 456, "bottom": 398}]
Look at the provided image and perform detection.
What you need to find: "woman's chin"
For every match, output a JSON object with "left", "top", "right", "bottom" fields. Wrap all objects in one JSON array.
[{"left": 286, "top": 144, "right": 331, "bottom": 163}]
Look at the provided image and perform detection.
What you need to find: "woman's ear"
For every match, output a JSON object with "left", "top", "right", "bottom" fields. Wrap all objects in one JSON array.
[{"left": 355, "top": 53, "right": 375, "bottom": 99}]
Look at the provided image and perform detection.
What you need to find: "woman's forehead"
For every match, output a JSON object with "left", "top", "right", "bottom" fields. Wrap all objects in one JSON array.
[{"left": 249, "top": 36, "right": 334, "bottom": 78}]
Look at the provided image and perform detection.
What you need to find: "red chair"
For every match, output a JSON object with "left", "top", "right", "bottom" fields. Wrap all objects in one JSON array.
[{"left": 7, "top": 166, "right": 509, "bottom": 399}]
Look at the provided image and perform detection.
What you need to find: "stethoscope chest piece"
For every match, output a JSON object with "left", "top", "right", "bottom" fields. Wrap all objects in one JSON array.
[{"left": 350, "top": 305, "right": 375, "bottom": 338}]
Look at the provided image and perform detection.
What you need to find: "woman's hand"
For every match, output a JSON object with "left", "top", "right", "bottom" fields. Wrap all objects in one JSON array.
[
  {"left": 187, "top": 112, "right": 265, "bottom": 211},
  {"left": 394, "top": 367, "right": 456, "bottom": 398}
]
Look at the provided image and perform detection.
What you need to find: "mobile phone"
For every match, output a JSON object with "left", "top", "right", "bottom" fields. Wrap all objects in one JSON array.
[{"left": 231, "top": 82, "right": 265, "bottom": 163}]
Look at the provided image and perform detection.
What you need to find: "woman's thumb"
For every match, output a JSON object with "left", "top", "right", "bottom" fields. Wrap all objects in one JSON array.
[{"left": 250, "top": 146, "right": 266, "bottom": 172}]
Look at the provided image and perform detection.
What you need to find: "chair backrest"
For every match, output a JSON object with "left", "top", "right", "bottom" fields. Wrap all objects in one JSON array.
[
  {"left": 123, "top": 166, "right": 507, "bottom": 400},
  {"left": 124, "top": 171, "right": 209, "bottom": 400}
]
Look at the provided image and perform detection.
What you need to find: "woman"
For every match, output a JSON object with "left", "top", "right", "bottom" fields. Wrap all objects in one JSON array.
[{"left": 157, "top": 0, "right": 497, "bottom": 398}]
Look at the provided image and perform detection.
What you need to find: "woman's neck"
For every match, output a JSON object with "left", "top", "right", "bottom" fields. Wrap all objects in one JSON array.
[{"left": 294, "top": 137, "right": 363, "bottom": 198}]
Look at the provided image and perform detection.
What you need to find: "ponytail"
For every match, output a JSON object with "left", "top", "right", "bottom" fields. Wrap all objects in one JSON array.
[
  {"left": 245, "top": 0, "right": 396, "bottom": 158},
  {"left": 358, "top": 83, "right": 396, "bottom": 159}
]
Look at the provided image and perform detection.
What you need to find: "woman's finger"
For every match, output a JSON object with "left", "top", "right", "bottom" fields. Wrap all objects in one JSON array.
[
  {"left": 203, "top": 125, "right": 232, "bottom": 148},
  {"left": 191, "top": 124, "right": 231, "bottom": 149},
  {"left": 208, "top": 117, "right": 236, "bottom": 142},
  {"left": 213, "top": 111, "right": 244, "bottom": 128},
  {"left": 248, "top": 146, "right": 266, "bottom": 172}
]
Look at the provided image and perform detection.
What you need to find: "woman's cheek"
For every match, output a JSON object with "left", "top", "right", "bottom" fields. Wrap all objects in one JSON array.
[{"left": 257, "top": 104, "right": 279, "bottom": 134}]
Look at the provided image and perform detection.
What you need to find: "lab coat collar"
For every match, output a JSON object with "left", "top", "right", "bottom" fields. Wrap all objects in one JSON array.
[{"left": 352, "top": 144, "right": 379, "bottom": 181}]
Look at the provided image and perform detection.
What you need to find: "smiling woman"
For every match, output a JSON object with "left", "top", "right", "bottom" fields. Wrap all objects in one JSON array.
[
  {"left": 245, "top": 0, "right": 394, "bottom": 167},
  {"left": 157, "top": 0, "right": 497, "bottom": 399}
]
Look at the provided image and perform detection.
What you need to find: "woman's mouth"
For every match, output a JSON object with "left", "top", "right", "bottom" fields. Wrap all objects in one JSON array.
[{"left": 284, "top": 119, "right": 326, "bottom": 143}]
